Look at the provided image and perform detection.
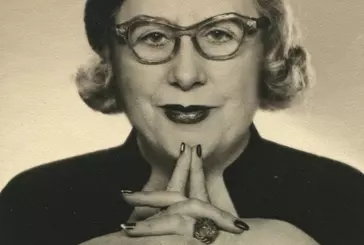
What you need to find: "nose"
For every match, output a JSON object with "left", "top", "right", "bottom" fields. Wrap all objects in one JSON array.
[{"left": 167, "top": 37, "right": 207, "bottom": 91}]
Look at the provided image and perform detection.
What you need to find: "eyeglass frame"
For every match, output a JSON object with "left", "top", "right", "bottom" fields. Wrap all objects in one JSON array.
[{"left": 112, "top": 12, "right": 271, "bottom": 65}]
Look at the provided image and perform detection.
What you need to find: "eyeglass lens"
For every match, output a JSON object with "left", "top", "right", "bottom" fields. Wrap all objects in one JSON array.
[{"left": 128, "top": 19, "right": 245, "bottom": 62}]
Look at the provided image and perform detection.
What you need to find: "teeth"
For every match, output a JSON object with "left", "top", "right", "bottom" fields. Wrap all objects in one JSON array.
[{"left": 171, "top": 111, "right": 203, "bottom": 119}]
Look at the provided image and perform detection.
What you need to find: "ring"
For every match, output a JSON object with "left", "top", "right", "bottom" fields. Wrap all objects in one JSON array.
[{"left": 193, "top": 218, "right": 220, "bottom": 244}]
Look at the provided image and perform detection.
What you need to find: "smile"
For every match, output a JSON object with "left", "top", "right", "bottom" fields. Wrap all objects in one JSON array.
[{"left": 160, "top": 104, "right": 215, "bottom": 124}]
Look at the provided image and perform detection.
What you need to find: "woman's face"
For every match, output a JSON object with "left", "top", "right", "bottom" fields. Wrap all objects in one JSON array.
[{"left": 112, "top": 0, "right": 264, "bottom": 159}]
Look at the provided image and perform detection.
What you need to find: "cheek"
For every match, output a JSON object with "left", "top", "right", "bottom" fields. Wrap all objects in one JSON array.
[
  {"left": 209, "top": 48, "right": 262, "bottom": 137},
  {"left": 111, "top": 52, "right": 169, "bottom": 139},
  {"left": 114, "top": 55, "right": 166, "bottom": 138},
  {"left": 209, "top": 54, "right": 261, "bottom": 105},
  {"left": 114, "top": 51, "right": 163, "bottom": 109}
]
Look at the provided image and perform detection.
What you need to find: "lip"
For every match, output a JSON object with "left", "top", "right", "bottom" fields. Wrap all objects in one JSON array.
[
  {"left": 160, "top": 104, "right": 216, "bottom": 124},
  {"left": 160, "top": 104, "right": 216, "bottom": 111}
]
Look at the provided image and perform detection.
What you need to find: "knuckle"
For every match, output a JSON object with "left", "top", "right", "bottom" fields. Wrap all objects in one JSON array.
[
  {"left": 172, "top": 214, "right": 189, "bottom": 228},
  {"left": 219, "top": 209, "right": 233, "bottom": 220},
  {"left": 142, "top": 191, "right": 152, "bottom": 198},
  {"left": 145, "top": 223, "right": 154, "bottom": 231},
  {"left": 213, "top": 208, "right": 234, "bottom": 225},
  {"left": 188, "top": 198, "right": 202, "bottom": 210},
  {"left": 143, "top": 220, "right": 155, "bottom": 230},
  {"left": 171, "top": 191, "right": 187, "bottom": 201},
  {"left": 175, "top": 199, "right": 190, "bottom": 209},
  {"left": 170, "top": 214, "right": 193, "bottom": 236}
]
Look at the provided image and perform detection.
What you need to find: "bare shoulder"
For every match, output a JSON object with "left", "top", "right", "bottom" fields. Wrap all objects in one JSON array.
[{"left": 242, "top": 218, "right": 319, "bottom": 245}]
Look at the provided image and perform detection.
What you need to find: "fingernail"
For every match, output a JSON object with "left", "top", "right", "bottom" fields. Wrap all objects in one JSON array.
[
  {"left": 121, "top": 223, "right": 136, "bottom": 230},
  {"left": 234, "top": 219, "right": 250, "bottom": 231},
  {"left": 121, "top": 190, "right": 133, "bottom": 194},
  {"left": 180, "top": 142, "right": 185, "bottom": 154},
  {"left": 196, "top": 144, "right": 202, "bottom": 158}
]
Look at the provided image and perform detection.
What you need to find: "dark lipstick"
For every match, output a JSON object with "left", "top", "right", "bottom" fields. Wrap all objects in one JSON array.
[{"left": 161, "top": 104, "right": 213, "bottom": 124}]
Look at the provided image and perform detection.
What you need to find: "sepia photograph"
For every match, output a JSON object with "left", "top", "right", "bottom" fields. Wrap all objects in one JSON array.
[{"left": 1, "top": 0, "right": 364, "bottom": 244}]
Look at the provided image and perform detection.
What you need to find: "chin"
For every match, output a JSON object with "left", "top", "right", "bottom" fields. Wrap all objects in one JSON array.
[
  {"left": 132, "top": 106, "right": 240, "bottom": 160},
  {"left": 154, "top": 126, "right": 222, "bottom": 159}
]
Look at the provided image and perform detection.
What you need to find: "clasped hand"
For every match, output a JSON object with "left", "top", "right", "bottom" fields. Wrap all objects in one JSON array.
[
  {"left": 120, "top": 143, "right": 248, "bottom": 241},
  {"left": 80, "top": 144, "right": 319, "bottom": 245}
]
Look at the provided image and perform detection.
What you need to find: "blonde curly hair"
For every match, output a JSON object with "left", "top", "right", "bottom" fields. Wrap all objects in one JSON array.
[{"left": 76, "top": 0, "right": 314, "bottom": 113}]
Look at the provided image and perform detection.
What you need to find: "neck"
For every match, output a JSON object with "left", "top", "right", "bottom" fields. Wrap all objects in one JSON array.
[
  {"left": 204, "top": 130, "right": 250, "bottom": 176},
  {"left": 136, "top": 130, "right": 251, "bottom": 187}
]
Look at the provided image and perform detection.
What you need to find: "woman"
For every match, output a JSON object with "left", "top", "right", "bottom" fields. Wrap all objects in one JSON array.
[{"left": 0, "top": 0, "right": 363, "bottom": 244}]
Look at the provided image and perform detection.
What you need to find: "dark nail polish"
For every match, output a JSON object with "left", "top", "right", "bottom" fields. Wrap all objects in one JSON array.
[
  {"left": 121, "top": 223, "right": 136, "bottom": 230},
  {"left": 234, "top": 219, "right": 250, "bottom": 231},
  {"left": 196, "top": 144, "right": 202, "bottom": 158},
  {"left": 121, "top": 190, "right": 133, "bottom": 194},
  {"left": 180, "top": 142, "right": 185, "bottom": 153}
]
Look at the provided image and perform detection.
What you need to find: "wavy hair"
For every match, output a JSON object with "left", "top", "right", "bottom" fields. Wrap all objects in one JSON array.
[{"left": 76, "top": 0, "right": 314, "bottom": 113}]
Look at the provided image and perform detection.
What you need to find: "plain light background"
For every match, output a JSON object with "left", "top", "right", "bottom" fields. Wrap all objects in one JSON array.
[{"left": 1, "top": 0, "right": 363, "bottom": 190}]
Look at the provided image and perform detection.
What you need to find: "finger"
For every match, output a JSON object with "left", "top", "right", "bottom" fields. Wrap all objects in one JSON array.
[
  {"left": 161, "top": 198, "right": 247, "bottom": 234},
  {"left": 121, "top": 214, "right": 194, "bottom": 237},
  {"left": 122, "top": 191, "right": 187, "bottom": 208},
  {"left": 189, "top": 144, "right": 209, "bottom": 202},
  {"left": 167, "top": 143, "right": 192, "bottom": 193}
]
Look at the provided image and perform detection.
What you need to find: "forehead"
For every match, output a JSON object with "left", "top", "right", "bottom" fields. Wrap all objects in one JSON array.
[{"left": 116, "top": 0, "right": 258, "bottom": 24}]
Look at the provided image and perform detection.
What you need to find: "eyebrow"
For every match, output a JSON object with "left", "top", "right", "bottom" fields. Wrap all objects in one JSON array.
[{"left": 123, "top": 14, "right": 180, "bottom": 25}]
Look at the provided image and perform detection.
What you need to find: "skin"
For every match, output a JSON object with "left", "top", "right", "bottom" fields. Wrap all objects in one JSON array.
[
  {"left": 80, "top": 0, "right": 318, "bottom": 244},
  {"left": 80, "top": 144, "right": 318, "bottom": 245},
  {"left": 111, "top": 0, "right": 263, "bottom": 174}
]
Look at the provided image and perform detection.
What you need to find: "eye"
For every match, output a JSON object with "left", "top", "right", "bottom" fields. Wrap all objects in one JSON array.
[
  {"left": 139, "top": 32, "right": 171, "bottom": 47},
  {"left": 203, "top": 29, "right": 235, "bottom": 43}
]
